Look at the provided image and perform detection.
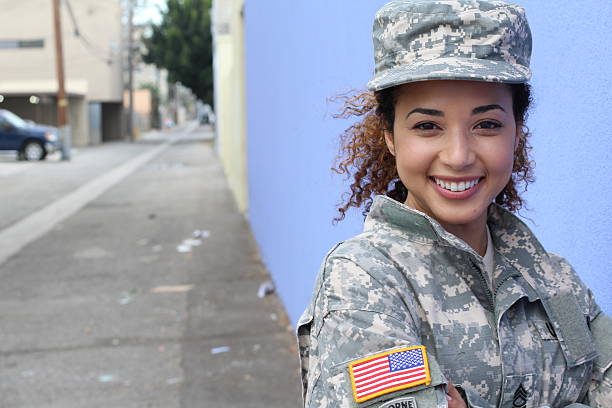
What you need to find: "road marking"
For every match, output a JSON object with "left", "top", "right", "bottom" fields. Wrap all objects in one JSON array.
[{"left": 0, "top": 123, "right": 198, "bottom": 267}]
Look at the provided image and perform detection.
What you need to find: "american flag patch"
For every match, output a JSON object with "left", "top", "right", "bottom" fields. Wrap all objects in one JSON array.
[{"left": 348, "top": 346, "right": 431, "bottom": 403}]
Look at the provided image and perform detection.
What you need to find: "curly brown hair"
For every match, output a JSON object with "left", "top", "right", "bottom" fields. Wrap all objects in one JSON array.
[{"left": 332, "top": 83, "right": 535, "bottom": 222}]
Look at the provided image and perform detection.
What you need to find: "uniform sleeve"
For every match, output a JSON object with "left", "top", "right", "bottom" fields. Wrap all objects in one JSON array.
[
  {"left": 305, "top": 256, "right": 450, "bottom": 408},
  {"left": 548, "top": 253, "right": 612, "bottom": 408},
  {"left": 581, "top": 311, "right": 612, "bottom": 407},
  {"left": 312, "top": 309, "right": 450, "bottom": 408}
]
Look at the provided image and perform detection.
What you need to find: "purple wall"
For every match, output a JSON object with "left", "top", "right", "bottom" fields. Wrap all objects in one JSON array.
[{"left": 244, "top": 0, "right": 612, "bottom": 325}]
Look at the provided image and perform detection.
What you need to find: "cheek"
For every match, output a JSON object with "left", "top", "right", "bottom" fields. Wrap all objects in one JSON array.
[
  {"left": 394, "top": 137, "right": 435, "bottom": 172},
  {"left": 484, "top": 138, "right": 516, "bottom": 176}
]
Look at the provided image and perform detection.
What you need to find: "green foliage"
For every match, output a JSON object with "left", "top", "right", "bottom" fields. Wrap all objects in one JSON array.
[{"left": 142, "top": 0, "right": 213, "bottom": 105}]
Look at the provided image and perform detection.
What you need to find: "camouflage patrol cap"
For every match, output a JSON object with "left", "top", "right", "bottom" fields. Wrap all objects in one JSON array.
[{"left": 367, "top": 0, "right": 532, "bottom": 91}]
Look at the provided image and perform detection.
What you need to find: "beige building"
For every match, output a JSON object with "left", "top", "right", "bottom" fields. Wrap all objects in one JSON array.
[
  {"left": 212, "top": 0, "right": 248, "bottom": 214},
  {"left": 0, "top": 0, "right": 124, "bottom": 146}
]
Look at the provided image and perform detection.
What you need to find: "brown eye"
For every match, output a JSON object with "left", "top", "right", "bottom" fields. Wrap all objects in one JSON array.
[
  {"left": 414, "top": 122, "right": 439, "bottom": 131},
  {"left": 475, "top": 120, "right": 501, "bottom": 130}
]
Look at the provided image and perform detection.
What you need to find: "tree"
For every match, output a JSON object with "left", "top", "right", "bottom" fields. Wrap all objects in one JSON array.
[{"left": 142, "top": 0, "right": 213, "bottom": 105}]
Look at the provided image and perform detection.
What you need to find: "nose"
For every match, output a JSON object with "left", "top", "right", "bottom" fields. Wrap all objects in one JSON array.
[{"left": 438, "top": 127, "right": 476, "bottom": 170}]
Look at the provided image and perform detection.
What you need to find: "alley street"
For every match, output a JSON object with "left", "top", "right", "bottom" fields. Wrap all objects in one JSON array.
[{"left": 0, "top": 124, "right": 302, "bottom": 408}]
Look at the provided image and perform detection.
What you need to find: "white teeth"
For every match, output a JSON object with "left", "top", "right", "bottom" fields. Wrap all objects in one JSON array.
[{"left": 434, "top": 177, "right": 480, "bottom": 192}]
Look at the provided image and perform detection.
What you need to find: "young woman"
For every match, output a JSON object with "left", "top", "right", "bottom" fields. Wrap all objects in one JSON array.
[{"left": 297, "top": 1, "right": 611, "bottom": 407}]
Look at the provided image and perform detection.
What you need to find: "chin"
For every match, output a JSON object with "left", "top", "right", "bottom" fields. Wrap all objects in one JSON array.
[
  {"left": 430, "top": 205, "right": 488, "bottom": 229},
  {"left": 406, "top": 191, "right": 490, "bottom": 228}
]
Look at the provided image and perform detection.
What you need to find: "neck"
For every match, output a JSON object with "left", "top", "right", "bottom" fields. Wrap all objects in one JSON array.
[
  {"left": 402, "top": 194, "right": 490, "bottom": 256},
  {"left": 440, "top": 216, "right": 488, "bottom": 257}
]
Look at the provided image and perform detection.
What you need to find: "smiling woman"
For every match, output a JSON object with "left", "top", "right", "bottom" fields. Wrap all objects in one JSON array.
[
  {"left": 333, "top": 81, "right": 533, "bottom": 227},
  {"left": 296, "top": 1, "right": 611, "bottom": 408},
  {"left": 384, "top": 80, "right": 522, "bottom": 255}
]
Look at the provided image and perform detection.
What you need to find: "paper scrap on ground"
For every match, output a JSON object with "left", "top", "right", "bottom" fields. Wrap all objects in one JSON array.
[
  {"left": 176, "top": 243, "right": 191, "bottom": 253},
  {"left": 192, "top": 229, "right": 210, "bottom": 239},
  {"left": 98, "top": 374, "right": 116, "bottom": 383},
  {"left": 257, "top": 281, "right": 275, "bottom": 298},
  {"left": 210, "top": 346, "right": 230, "bottom": 354},
  {"left": 176, "top": 230, "right": 210, "bottom": 254},
  {"left": 182, "top": 238, "right": 202, "bottom": 247},
  {"left": 118, "top": 292, "right": 135, "bottom": 305},
  {"left": 151, "top": 285, "right": 194, "bottom": 294}
]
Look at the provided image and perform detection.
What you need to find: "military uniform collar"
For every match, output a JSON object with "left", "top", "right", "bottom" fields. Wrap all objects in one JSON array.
[{"left": 364, "top": 195, "right": 550, "bottom": 274}]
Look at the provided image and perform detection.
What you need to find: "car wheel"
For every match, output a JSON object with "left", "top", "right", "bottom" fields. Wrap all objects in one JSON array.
[{"left": 22, "top": 141, "right": 46, "bottom": 161}]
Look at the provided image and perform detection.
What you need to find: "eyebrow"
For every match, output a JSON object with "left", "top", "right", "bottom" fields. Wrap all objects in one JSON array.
[
  {"left": 405, "top": 104, "right": 506, "bottom": 119},
  {"left": 472, "top": 104, "right": 506, "bottom": 115},
  {"left": 405, "top": 108, "right": 443, "bottom": 119}
]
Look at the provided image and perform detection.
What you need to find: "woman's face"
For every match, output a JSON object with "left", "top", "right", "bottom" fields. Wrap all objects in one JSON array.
[{"left": 384, "top": 80, "right": 519, "bottom": 230}]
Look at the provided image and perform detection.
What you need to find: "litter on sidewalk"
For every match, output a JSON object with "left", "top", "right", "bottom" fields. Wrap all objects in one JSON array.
[
  {"left": 210, "top": 346, "right": 231, "bottom": 355},
  {"left": 183, "top": 238, "right": 202, "bottom": 247},
  {"left": 176, "top": 243, "right": 191, "bottom": 253},
  {"left": 192, "top": 229, "right": 210, "bottom": 239},
  {"left": 176, "top": 229, "right": 210, "bottom": 253},
  {"left": 151, "top": 284, "right": 194, "bottom": 294},
  {"left": 257, "top": 281, "right": 275, "bottom": 298},
  {"left": 98, "top": 374, "right": 116, "bottom": 383},
  {"left": 117, "top": 290, "right": 137, "bottom": 305}
]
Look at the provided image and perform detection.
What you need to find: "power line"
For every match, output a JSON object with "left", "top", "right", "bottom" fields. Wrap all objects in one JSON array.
[{"left": 63, "top": 0, "right": 115, "bottom": 65}]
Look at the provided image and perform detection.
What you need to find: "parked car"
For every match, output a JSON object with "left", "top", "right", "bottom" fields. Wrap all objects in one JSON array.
[
  {"left": 199, "top": 104, "right": 215, "bottom": 125},
  {"left": 0, "top": 109, "right": 62, "bottom": 160}
]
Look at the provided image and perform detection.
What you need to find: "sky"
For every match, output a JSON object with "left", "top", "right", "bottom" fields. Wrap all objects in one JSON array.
[{"left": 133, "top": 0, "right": 166, "bottom": 25}]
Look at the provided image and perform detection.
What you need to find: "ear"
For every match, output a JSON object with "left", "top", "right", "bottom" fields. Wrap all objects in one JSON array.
[
  {"left": 384, "top": 130, "right": 396, "bottom": 156},
  {"left": 514, "top": 122, "right": 523, "bottom": 152}
]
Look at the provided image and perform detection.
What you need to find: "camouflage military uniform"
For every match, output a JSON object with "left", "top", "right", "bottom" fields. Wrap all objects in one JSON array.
[{"left": 297, "top": 196, "right": 612, "bottom": 407}]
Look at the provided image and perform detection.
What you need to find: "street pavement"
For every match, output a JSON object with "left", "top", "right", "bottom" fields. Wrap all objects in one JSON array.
[{"left": 0, "top": 124, "right": 302, "bottom": 407}]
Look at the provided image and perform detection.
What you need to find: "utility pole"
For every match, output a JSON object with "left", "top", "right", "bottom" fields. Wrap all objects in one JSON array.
[
  {"left": 52, "top": 0, "right": 71, "bottom": 160},
  {"left": 127, "top": 0, "right": 134, "bottom": 142}
]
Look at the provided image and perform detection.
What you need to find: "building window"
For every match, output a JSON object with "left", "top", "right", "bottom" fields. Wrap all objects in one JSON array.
[{"left": 0, "top": 39, "right": 44, "bottom": 49}]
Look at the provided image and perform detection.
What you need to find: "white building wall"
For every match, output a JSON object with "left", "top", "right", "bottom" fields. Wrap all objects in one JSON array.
[
  {"left": 0, "top": 0, "right": 124, "bottom": 145},
  {"left": 212, "top": 0, "right": 248, "bottom": 214},
  {"left": 0, "top": 0, "right": 123, "bottom": 102}
]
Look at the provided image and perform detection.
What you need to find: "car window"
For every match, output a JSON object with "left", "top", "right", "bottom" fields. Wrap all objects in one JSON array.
[{"left": 1, "top": 111, "right": 27, "bottom": 128}]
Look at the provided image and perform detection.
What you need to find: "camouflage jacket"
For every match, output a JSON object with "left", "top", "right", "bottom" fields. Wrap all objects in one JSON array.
[{"left": 297, "top": 195, "right": 611, "bottom": 408}]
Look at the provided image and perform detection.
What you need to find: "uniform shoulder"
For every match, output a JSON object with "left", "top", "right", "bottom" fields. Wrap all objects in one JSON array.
[
  {"left": 544, "top": 251, "right": 601, "bottom": 319},
  {"left": 545, "top": 252, "right": 582, "bottom": 286},
  {"left": 324, "top": 232, "right": 410, "bottom": 283},
  {"left": 326, "top": 231, "right": 386, "bottom": 261},
  {"left": 315, "top": 233, "right": 413, "bottom": 320}
]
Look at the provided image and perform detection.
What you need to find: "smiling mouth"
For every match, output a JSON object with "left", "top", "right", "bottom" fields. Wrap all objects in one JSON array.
[{"left": 430, "top": 177, "right": 484, "bottom": 192}]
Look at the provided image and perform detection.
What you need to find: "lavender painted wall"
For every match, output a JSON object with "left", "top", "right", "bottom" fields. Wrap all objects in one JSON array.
[{"left": 244, "top": 0, "right": 611, "bottom": 326}]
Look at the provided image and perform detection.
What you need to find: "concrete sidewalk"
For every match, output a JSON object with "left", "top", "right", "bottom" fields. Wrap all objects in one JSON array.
[{"left": 0, "top": 124, "right": 302, "bottom": 407}]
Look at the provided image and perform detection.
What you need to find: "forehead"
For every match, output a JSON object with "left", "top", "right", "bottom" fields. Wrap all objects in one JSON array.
[{"left": 395, "top": 80, "right": 513, "bottom": 107}]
